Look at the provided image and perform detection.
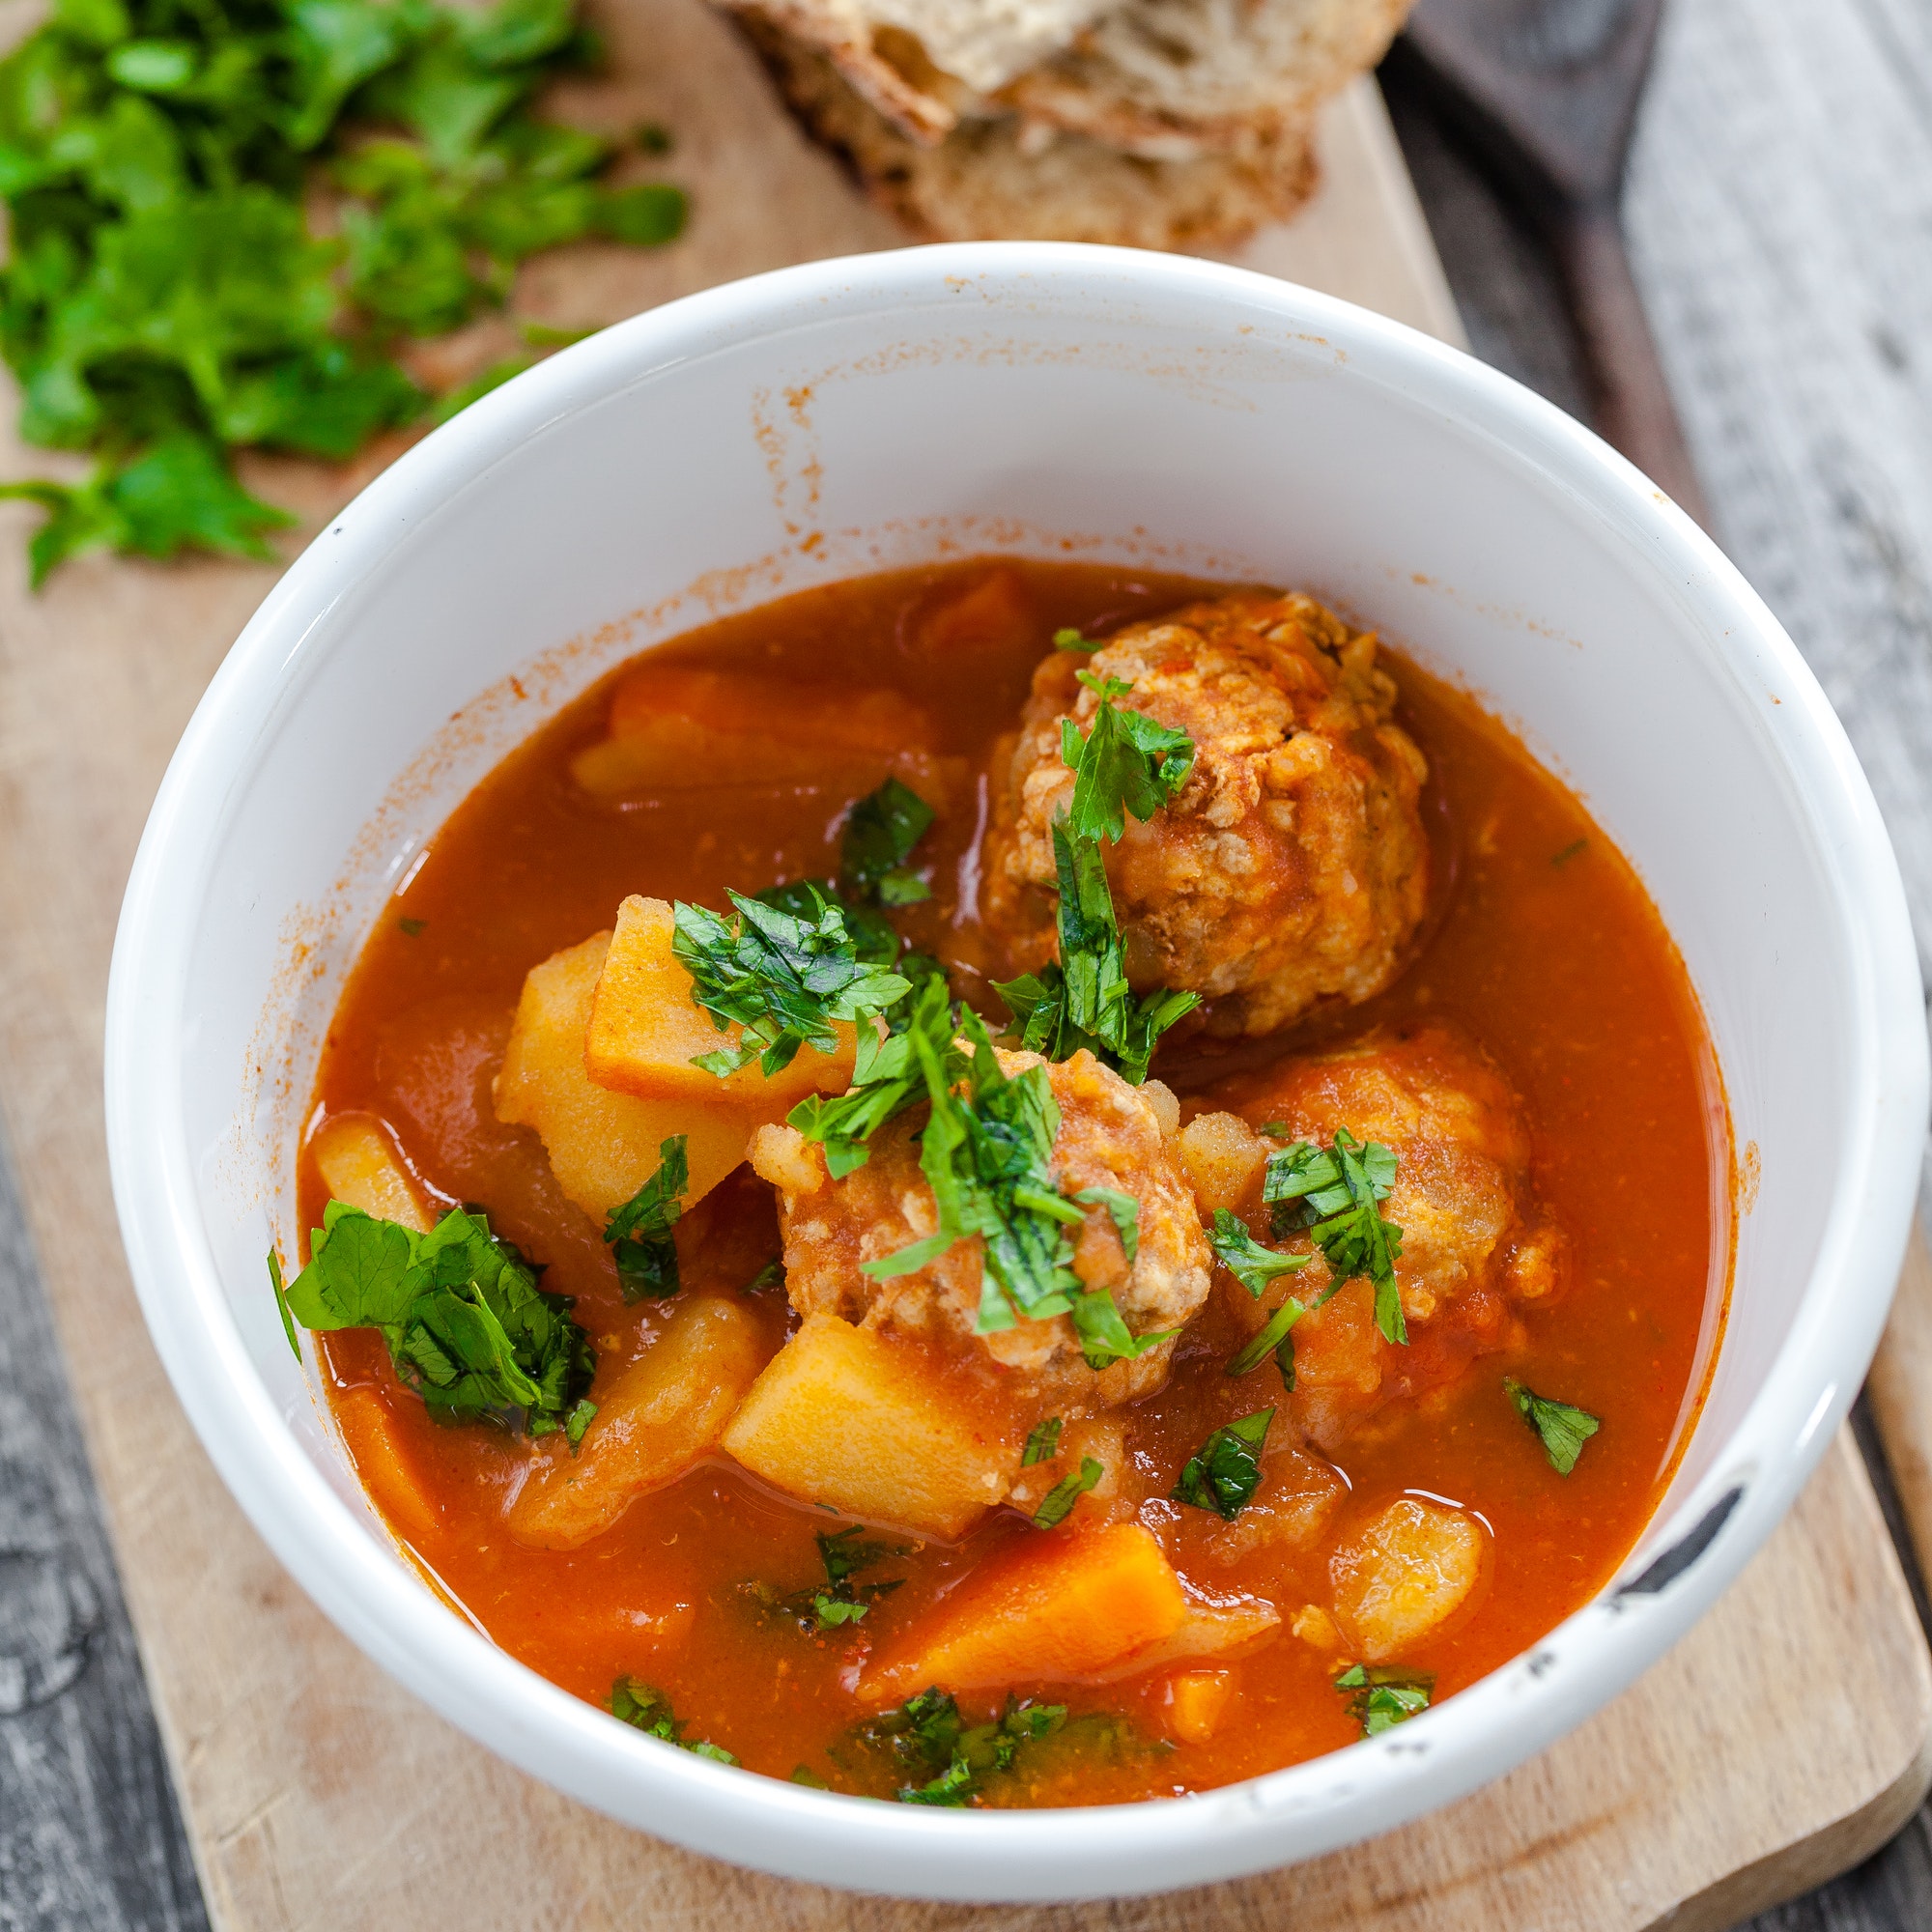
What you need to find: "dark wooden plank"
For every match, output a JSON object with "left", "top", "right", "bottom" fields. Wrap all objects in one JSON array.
[{"left": 0, "top": 1110, "right": 210, "bottom": 1932}]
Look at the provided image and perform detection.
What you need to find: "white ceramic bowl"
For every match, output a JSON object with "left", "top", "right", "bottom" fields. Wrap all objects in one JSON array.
[{"left": 105, "top": 243, "right": 1927, "bottom": 1902}]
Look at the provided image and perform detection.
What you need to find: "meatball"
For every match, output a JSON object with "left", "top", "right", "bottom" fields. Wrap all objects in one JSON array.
[
  {"left": 750, "top": 1048, "right": 1210, "bottom": 1411},
  {"left": 981, "top": 591, "right": 1431, "bottom": 1037},
  {"left": 1176, "top": 1023, "right": 1564, "bottom": 1447}
]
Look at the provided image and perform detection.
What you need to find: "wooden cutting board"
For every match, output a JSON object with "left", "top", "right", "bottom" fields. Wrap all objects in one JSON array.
[{"left": 0, "top": 0, "right": 1926, "bottom": 1924}]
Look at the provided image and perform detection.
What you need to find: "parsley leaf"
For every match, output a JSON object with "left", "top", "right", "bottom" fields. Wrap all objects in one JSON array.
[
  {"left": 1033, "top": 1455, "right": 1102, "bottom": 1528},
  {"left": 1060, "top": 672, "right": 1196, "bottom": 844},
  {"left": 1226, "top": 1295, "right": 1303, "bottom": 1386},
  {"left": 673, "top": 887, "right": 912, "bottom": 1078},
  {"left": 861, "top": 982, "right": 1167, "bottom": 1370},
  {"left": 278, "top": 1200, "right": 594, "bottom": 1435},
  {"left": 1021, "top": 1415, "right": 1063, "bottom": 1465},
  {"left": 1074, "top": 1184, "right": 1140, "bottom": 1263},
  {"left": 994, "top": 817, "right": 1199, "bottom": 1084},
  {"left": 786, "top": 951, "right": 956, "bottom": 1176},
  {"left": 1334, "top": 1663, "right": 1434, "bottom": 1736},
  {"left": 1264, "top": 1130, "right": 1407, "bottom": 1345},
  {"left": 610, "top": 1679, "right": 736, "bottom": 1763},
  {"left": 602, "top": 1135, "right": 685, "bottom": 1302},
  {"left": 0, "top": 0, "right": 686, "bottom": 582},
  {"left": 1504, "top": 1377, "right": 1601, "bottom": 1475},
  {"left": 1172, "top": 1409, "right": 1272, "bottom": 1520},
  {"left": 1052, "top": 627, "right": 1091, "bottom": 650},
  {"left": 871, "top": 1690, "right": 1068, "bottom": 1806},
  {"left": 806, "top": 1522, "right": 909, "bottom": 1630},
  {"left": 840, "top": 776, "right": 935, "bottom": 908},
  {"left": 1208, "top": 1207, "right": 1311, "bottom": 1299}
]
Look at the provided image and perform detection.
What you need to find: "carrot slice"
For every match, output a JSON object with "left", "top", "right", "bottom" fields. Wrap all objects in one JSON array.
[
  {"left": 336, "top": 1387, "right": 441, "bottom": 1542},
  {"left": 913, "top": 568, "right": 1037, "bottom": 658},
  {"left": 860, "top": 1522, "right": 1188, "bottom": 1701},
  {"left": 571, "top": 667, "right": 937, "bottom": 798}
]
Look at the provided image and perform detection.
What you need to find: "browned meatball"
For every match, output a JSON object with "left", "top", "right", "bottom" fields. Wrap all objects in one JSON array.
[
  {"left": 1176, "top": 1023, "right": 1564, "bottom": 1448},
  {"left": 750, "top": 1047, "right": 1210, "bottom": 1412},
  {"left": 981, "top": 591, "right": 1431, "bottom": 1037}
]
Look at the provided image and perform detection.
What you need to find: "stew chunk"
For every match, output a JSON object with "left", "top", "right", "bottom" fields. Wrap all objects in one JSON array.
[
  {"left": 981, "top": 591, "right": 1430, "bottom": 1037},
  {"left": 750, "top": 1046, "right": 1210, "bottom": 1411},
  {"left": 1182, "top": 1023, "right": 1564, "bottom": 1448}
]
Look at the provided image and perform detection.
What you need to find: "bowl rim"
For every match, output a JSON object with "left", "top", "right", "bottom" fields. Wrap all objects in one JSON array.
[{"left": 104, "top": 241, "right": 1929, "bottom": 1901}]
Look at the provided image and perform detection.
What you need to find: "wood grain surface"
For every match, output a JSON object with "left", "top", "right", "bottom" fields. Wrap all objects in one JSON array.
[{"left": 0, "top": 0, "right": 1928, "bottom": 1926}]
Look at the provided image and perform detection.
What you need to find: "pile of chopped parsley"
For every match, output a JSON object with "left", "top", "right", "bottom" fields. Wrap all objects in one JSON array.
[{"left": 0, "top": 0, "right": 685, "bottom": 583}]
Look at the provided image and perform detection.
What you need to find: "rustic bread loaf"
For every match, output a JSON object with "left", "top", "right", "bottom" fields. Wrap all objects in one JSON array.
[{"left": 738, "top": 11, "right": 1324, "bottom": 248}]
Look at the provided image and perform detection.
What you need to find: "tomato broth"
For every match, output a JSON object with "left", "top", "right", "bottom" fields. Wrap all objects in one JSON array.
[{"left": 302, "top": 557, "right": 1726, "bottom": 1804}]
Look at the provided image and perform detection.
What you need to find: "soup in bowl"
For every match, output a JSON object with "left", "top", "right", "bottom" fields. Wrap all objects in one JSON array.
[{"left": 104, "top": 243, "right": 1926, "bottom": 1900}]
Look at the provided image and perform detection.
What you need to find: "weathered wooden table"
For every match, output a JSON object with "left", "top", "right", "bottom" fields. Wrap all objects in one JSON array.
[{"left": 4, "top": 0, "right": 1931, "bottom": 1926}]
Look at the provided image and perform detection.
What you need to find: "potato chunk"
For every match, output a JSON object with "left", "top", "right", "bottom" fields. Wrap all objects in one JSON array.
[
  {"left": 719, "top": 1313, "right": 1016, "bottom": 1539},
  {"left": 1174, "top": 1110, "right": 1270, "bottom": 1212},
  {"left": 584, "top": 895, "right": 857, "bottom": 1107},
  {"left": 309, "top": 1113, "right": 432, "bottom": 1233},
  {"left": 1161, "top": 1668, "right": 1236, "bottom": 1746},
  {"left": 861, "top": 1523, "right": 1188, "bottom": 1701},
  {"left": 1086, "top": 1596, "right": 1281, "bottom": 1683},
  {"left": 508, "top": 1296, "right": 775, "bottom": 1549},
  {"left": 1330, "top": 1497, "right": 1487, "bottom": 1661},
  {"left": 495, "top": 931, "right": 765, "bottom": 1220}
]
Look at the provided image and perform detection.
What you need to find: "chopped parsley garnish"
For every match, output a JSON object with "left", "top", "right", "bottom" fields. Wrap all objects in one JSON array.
[
  {"left": 788, "top": 957, "right": 961, "bottom": 1176},
  {"left": 1504, "top": 1377, "right": 1601, "bottom": 1475},
  {"left": 602, "top": 1135, "right": 685, "bottom": 1302},
  {"left": 1227, "top": 1297, "right": 1304, "bottom": 1387},
  {"left": 0, "top": 0, "right": 686, "bottom": 584},
  {"left": 1209, "top": 1209, "right": 1318, "bottom": 1384},
  {"left": 1208, "top": 1208, "right": 1311, "bottom": 1299},
  {"left": 1052, "top": 627, "right": 1092, "bottom": 650},
  {"left": 861, "top": 980, "right": 1170, "bottom": 1371},
  {"left": 1334, "top": 1663, "right": 1434, "bottom": 1736},
  {"left": 1074, "top": 1185, "right": 1141, "bottom": 1263},
  {"left": 610, "top": 1680, "right": 736, "bottom": 1763},
  {"left": 1264, "top": 1129, "right": 1407, "bottom": 1345},
  {"left": 994, "top": 818, "right": 1199, "bottom": 1084},
  {"left": 1172, "top": 1409, "right": 1272, "bottom": 1520},
  {"left": 808, "top": 1523, "right": 908, "bottom": 1631},
  {"left": 276, "top": 1201, "right": 594, "bottom": 1438},
  {"left": 863, "top": 1689, "right": 1068, "bottom": 1806},
  {"left": 1551, "top": 838, "right": 1589, "bottom": 867},
  {"left": 1060, "top": 670, "right": 1196, "bottom": 844},
  {"left": 1022, "top": 1416, "right": 1064, "bottom": 1465},
  {"left": 396, "top": 916, "right": 427, "bottom": 936},
  {"left": 993, "top": 659, "right": 1198, "bottom": 1082},
  {"left": 741, "top": 1258, "right": 783, "bottom": 1293},
  {"left": 1033, "top": 1455, "right": 1103, "bottom": 1528},
  {"left": 839, "top": 776, "right": 936, "bottom": 908},
  {"left": 672, "top": 887, "right": 912, "bottom": 1078},
  {"left": 789, "top": 1764, "right": 831, "bottom": 1788}
]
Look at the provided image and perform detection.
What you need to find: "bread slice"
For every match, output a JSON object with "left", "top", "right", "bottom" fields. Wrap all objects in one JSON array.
[
  {"left": 1009, "top": 0, "right": 1412, "bottom": 158},
  {"left": 731, "top": 0, "right": 1409, "bottom": 157},
  {"left": 739, "top": 13, "right": 1321, "bottom": 248}
]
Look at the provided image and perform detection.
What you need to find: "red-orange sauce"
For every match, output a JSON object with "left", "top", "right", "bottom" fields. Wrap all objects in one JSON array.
[{"left": 305, "top": 558, "right": 1727, "bottom": 1803}]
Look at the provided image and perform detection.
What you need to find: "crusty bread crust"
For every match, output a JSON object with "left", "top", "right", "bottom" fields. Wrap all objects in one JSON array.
[
  {"left": 1009, "top": 0, "right": 1411, "bottom": 159},
  {"left": 730, "top": 0, "right": 1410, "bottom": 158},
  {"left": 739, "top": 12, "right": 1321, "bottom": 248}
]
